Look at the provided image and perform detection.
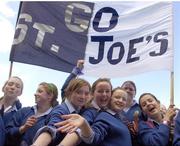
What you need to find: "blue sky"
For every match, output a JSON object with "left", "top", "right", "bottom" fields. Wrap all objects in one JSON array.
[{"left": 0, "top": 1, "right": 180, "bottom": 108}]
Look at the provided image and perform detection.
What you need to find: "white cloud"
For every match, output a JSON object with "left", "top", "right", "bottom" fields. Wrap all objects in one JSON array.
[
  {"left": 0, "top": 63, "right": 10, "bottom": 73},
  {"left": 0, "top": 2, "right": 18, "bottom": 53},
  {"left": 0, "top": 2, "right": 16, "bottom": 17},
  {"left": 0, "top": 16, "right": 15, "bottom": 53},
  {"left": 0, "top": 63, "right": 10, "bottom": 97}
]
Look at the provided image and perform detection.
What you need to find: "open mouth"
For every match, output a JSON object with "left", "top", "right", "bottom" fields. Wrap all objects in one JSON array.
[{"left": 148, "top": 107, "right": 156, "bottom": 113}]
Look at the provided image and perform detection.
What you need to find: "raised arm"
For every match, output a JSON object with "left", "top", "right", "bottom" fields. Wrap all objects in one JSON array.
[{"left": 61, "top": 60, "right": 84, "bottom": 99}]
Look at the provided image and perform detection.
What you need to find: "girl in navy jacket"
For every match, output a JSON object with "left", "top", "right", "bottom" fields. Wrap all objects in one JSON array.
[
  {"left": 57, "top": 77, "right": 113, "bottom": 146},
  {"left": 173, "top": 110, "right": 180, "bottom": 146},
  {"left": 61, "top": 60, "right": 113, "bottom": 124},
  {"left": 121, "top": 81, "right": 142, "bottom": 146},
  {"left": 0, "top": 76, "right": 23, "bottom": 146},
  {"left": 138, "top": 93, "right": 176, "bottom": 146},
  {"left": 6, "top": 82, "right": 58, "bottom": 146},
  {"left": 121, "top": 81, "right": 141, "bottom": 122},
  {"left": 0, "top": 116, "right": 5, "bottom": 146},
  {"left": 32, "top": 78, "right": 91, "bottom": 146},
  {"left": 58, "top": 87, "right": 132, "bottom": 146},
  {"left": 0, "top": 76, "right": 23, "bottom": 125}
]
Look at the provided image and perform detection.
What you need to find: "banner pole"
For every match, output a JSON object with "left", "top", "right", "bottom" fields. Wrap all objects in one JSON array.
[
  {"left": 170, "top": 2, "right": 174, "bottom": 106},
  {"left": 8, "top": 3, "right": 22, "bottom": 79},
  {"left": 170, "top": 71, "right": 174, "bottom": 105},
  {"left": 8, "top": 61, "right": 13, "bottom": 79}
]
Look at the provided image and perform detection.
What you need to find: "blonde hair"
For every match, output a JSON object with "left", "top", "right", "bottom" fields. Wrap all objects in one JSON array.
[
  {"left": 3, "top": 76, "right": 24, "bottom": 93},
  {"left": 64, "top": 78, "right": 91, "bottom": 100},
  {"left": 108, "top": 87, "right": 128, "bottom": 108},
  {"left": 39, "top": 82, "right": 58, "bottom": 107}
]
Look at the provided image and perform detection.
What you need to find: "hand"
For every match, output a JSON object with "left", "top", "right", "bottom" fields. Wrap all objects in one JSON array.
[
  {"left": 126, "top": 111, "right": 139, "bottom": 137},
  {"left": 133, "top": 111, "right": 139, "bottom": 132},
  {"left": 19, "top": 116, "right": 37, "bottom": 133},
  {"left": 126, "top": 122, "right": 138, "bottom": 137},
  {"left": 54, "top": 114, "right": 85, "bottom": 133},
  {"left": 76, "top": 60, "right": 84, "bottom": 70},
  {"left": 163, "top": 105, "right": 177, "bottom": 122}
]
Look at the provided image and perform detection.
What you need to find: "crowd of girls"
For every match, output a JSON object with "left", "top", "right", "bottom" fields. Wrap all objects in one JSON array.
[{"left": 0, "top": 60, "right": 179, "bottom": 146}]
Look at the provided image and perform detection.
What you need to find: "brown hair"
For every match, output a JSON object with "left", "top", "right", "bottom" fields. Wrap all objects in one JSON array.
[
  {"left": 139, "top": 93, "right": 159, "bottom": 109},
  {"left": 39, "top": 82, "right": 58, "bottom": 107},
  {"left": 121, "top": 80, "right": 136, "bottom": 93},
  {"left": 138, "top": 93, "right": 160, "bottom": 121},
  {"left": 112, "top": 87, "right": 127, "bottom": 95},
  {"left": 91, "top": 78, "right": 112, "bottom": 94},
  {"left": 84, "top": 78, "right": 112, "bottom": 108},
  {"left": 64, "top": 78, "right": 91, "bottom": 100}
]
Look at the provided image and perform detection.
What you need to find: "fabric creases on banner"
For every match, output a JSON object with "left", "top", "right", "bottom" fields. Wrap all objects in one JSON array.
[{"left": 10, "top": 1, "right": 173, "bottom": 77}]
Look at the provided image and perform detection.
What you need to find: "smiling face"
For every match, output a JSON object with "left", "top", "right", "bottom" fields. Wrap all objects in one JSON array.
[
  {"left": 34, "top": 82, "right": 58, "bottom": 107},
  {"left": 93, "top": 81, "right": 112, "bottom": 109},
  {"left": 69, "top": 85, "right": 90, "bottom": 108},
  {"left": 110, "top": 88, "right": 128, "bottom": 112},
  {"left": 139, "top": 94, "right": 160, "bottom": 119},
  {"left": 65, "top": 78, "right": 91, "bottom": 109},
  {"left": 34, "top": 84, "right": 53, "bottom": 106}
]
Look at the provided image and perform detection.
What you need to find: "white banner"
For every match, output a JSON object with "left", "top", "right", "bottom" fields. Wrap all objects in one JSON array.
[{"left": 83, "top": 2, "right": 173, "bottom": 77}]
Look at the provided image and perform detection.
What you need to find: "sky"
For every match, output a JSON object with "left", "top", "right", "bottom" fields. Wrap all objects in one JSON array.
[{"left": 0, "top": 1, "right": 180, "bottom": 108}]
